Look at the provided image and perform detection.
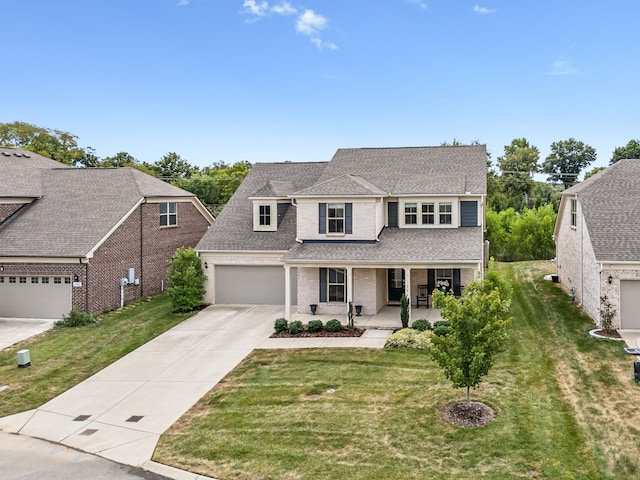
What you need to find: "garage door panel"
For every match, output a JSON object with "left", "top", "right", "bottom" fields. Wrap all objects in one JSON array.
[
  {"left": 621, "top": 280, "right": 640, "bottom": 329},
  {"left": 0, "top": 277, "right": 72, "bottom": 319},
  {"left": 215, "top": 266, "right": 296, "bottom": 305}
]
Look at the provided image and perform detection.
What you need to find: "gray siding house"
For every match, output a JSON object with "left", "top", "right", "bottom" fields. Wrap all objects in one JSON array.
[
  {"left": 554, "top": 159, "right": 640, "bottom": 329},
  {"left": 197, "top": 145, "right": 487, "bottom": 320}
]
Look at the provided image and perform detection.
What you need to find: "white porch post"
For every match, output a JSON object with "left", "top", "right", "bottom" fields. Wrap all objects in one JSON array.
[
  {"left": 346, "top": 266, "right": 353, "bottom": 312},
  {"left": 405, "top": 267, "right": 412, "bottom": 323},
  {"left": 284, "top": 265, "right": 291, "bottom": 321}
]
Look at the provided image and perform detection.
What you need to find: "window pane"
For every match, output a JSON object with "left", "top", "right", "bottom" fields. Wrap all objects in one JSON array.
[
  {"left": 159, "top": 203, "right": 168, "bottom": 214},
  {"left": 160, "top": 215, "right": 168, "bottom": 226},
  {"left": 169, "top": 202, "right": 177, "bottom": 214},
  {"left": 169, "top": 214, "right": 177, "bottom": 226}
]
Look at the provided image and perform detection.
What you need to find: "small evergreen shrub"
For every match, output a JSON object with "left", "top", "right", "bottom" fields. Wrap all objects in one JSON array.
[
  {"left": 288, "top": 320, "right": 303, "bottom": 335},
  {"left": 325, "top": 319, "right": 343, "bottom": 332},
  {"left": 55, "top": 310, "right": 94, "bottom": 328},
  {"left": 384, "top": 328, "right": 433, "bottom": 350},
  {"left": 411, "top": 319, "right": 431, "bottom": 331},
  {"left": 274, "top": 318, "right": 288, "bottom": 333},
  {"left": 400, "top": 294, "right": 409, "bottom": 328},
  {"left": 433, "top": 320, "right": 451, "bottom": 329},
  {"left": 433, "top": 324, "right": 451, "bottom": 337},
  {"left": 308, "top": 319, "right": 323, "bottom": 333}
]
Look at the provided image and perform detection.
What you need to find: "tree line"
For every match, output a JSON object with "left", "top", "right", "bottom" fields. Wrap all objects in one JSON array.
[{"left": 0, "top": 121, "right": 250, "bottom": 214}]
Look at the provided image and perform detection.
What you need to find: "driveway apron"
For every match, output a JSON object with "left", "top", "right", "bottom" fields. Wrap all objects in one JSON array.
[{"left": 0, "top": 305, "right": 280, "bottom": 467}]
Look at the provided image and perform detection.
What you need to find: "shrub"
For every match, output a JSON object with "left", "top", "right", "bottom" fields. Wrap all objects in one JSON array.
[
  {"left": 167, "top": 247, "right": 206, "bottom": 312},
  {"left": 288, "top": 320, "right": 303, "bottom": 335},
  {"left": 308, "top": 319, "right": 323, "bottom": 333},
  {"left": 433, "top": 320, "right": 451, "bottom": 329},
  {"left": 400, "top": 294, "right": 409, "bottom": 328},
  {"left": 411, "top": 319, "right": 431, "bottom": 331},
  {"left": 433, "top": 325, "right": 451, "bottom": 337},
  {"left": 274, "top": 318, "right": 288, "bottom": 333},
  {"left": 384, "top": 328, "right": 432, "bottom": 350},
  {"left": 325, "top": 319, "right": 343, "bottom": 332},
  {"left": 55, "top": 310, "right": 95, "bottom": 328}
]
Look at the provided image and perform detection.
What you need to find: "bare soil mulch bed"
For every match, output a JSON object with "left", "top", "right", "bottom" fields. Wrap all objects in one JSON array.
[
  {"left": 590, "top": 329, "right": 623, "bottom": 340},
  {"left": 443, "top": 401, "right": 495, "bottom": 428},
  {"left": 270, "top": 328, "right": 365, "bottom": 338}
]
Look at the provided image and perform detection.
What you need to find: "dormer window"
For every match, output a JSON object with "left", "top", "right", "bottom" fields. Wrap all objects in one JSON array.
[
  {"left": 253, "top": 201, "right": 277, "bottom": 231},
  {"left": 439, "top": 203, "right": 452, "bottom": 225}
]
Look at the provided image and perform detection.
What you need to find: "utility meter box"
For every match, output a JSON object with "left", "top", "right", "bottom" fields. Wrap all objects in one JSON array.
[{"left": 17, "top": 349, "right": 31, "bottom": 368}]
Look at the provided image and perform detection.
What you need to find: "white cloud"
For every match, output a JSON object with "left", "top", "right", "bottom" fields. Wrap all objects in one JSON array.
[
  {"left": 311, "top": 37, "right": 338, "bottom": 51},
  {"left": 296, "top": 9, "right": 328, "bottom": 36},
  {"left": 272, "top": 1, "right": 297, "bottom": 15},
  {"left": 243, "top": 0, "right": 269, "bottom": 17},
  {"left": 407, "top": 0, "right": 427, "bottom": 10},
  {"left": 473, "top": 5, "right": 496, "bottom": 14},
  {"left": 177, "top": 0, "right": 189, "bottom": 5},
  {"left": 547, "top": 60, "right": 578, "bottom": 76}
]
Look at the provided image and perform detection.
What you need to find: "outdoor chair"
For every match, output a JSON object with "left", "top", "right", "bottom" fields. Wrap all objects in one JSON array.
[{"left": 416, "top": 284, "right": 429, "bottom": 308}]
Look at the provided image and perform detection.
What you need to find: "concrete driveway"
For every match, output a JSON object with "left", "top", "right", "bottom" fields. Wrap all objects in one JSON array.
[
  {"left": 0, "top": 317, "right": 57, "bottom": 351},
  {"left": 0, "top": 305, "right": 281, "bottom": 469}
]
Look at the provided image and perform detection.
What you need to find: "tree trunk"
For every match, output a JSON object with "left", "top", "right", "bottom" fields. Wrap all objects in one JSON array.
[{"left": 466, "top": 386, "right": 471, "bottom": 406}]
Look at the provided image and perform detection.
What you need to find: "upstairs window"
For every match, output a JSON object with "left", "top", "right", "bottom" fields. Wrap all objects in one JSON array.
[
  {"left": 328, "top": 204, "right": 345, "bottom": 233},
  {"left": 160, "top": 202, "right": 177, "bottom": 227},
  {"left": 404, "top": 203, "right": 418, "bottom": 224},
  {"left": 259, "top": 205, "right": 271, "bottom": 226},
  {"left": 421, "top": 203, "right": 435, "bottom": 224},
  {"left": 570, "top": 199, "right": 577, "bottom": 227},
  {"left": 439, "top": 203, "right": 452, "bottom": 225}
]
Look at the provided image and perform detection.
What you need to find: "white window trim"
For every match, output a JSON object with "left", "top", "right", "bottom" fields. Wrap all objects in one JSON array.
[
  {"left": 404, "top": 202, "right": 418, "bottom": 225},
  {"left": 253, "top": 200, "right": 277, "bottom": 232},
  {"left": 160, "top": 202, "right": 178, "bottom": 227},
  {"left": 328, "top": 267, "right": 346, "bottom": 303},
  {"left": 400, "top": 198, "right": 458, "bottom": 228},
  {"left": 327, "top": 203, "right": 345, "bottom": 234},
  {"left": 570, "top": 198, "right": 577, "bottom": 228}
]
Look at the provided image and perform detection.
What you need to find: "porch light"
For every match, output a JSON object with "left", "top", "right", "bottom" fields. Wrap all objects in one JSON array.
[
  {"left": 204, "top": 262, "right": 208, "bottom": 269},
  {"left": 608, "top": 275, "right": 613, "bottom": 284}
]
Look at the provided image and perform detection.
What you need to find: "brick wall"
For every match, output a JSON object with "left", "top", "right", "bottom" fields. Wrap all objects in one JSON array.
[
  {"left": 87, "top": 201, "right": 210, "bottom": 313},
  {"left": 0, "top": 203, "right": 26, "bottom": 223}
]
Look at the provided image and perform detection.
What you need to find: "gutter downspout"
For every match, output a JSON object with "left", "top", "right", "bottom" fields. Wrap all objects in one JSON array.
[{"left": 598, "top": 262, "right": 603, "bottom": 326}]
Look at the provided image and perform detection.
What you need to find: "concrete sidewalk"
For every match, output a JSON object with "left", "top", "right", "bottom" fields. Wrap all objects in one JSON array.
[{"left": 0, "top": 304, "right": 394, "bottom": 474}]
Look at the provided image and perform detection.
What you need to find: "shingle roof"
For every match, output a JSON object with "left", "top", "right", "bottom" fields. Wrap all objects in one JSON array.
[
  {"left": 293, "top": 174, "right": 387, "bottom": 196},
  {"left": 564, "top": 159, "right": 640, "bottom": 262},
  {"left": 282, "top": 227, "right": 483, "bottom": 263},
  {"left": 0, "top": 166, "right": 202, "bottom": 258},
  {"left": 196, "top": 162, "right": 328, "bottom": 251},
  {"left": 0, "top": 147, "right": 69, "bottom": 198}
]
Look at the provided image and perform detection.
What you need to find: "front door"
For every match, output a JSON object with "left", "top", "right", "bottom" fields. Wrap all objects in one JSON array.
[{"left": 388, "top": 268, "right": 405, "bottom": 302}]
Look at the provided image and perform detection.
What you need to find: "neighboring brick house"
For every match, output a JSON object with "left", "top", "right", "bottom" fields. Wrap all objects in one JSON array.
[
  {"left": 0, "top": 147, "right": 213, "bottom": 318},
  {"left": 554, "top": 159, "right": 640, "bottom": 329},
  {"left": 197, "top": 145, "right": 487, "bottom": 320}
]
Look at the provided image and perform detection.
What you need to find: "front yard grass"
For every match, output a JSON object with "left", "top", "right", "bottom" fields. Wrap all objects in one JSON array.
[
  {"left": 0, "top": 294, "right": 193, "bottom": 416},
  {"left": 155, "top": 262, "right": 640, "bottom": 479}
]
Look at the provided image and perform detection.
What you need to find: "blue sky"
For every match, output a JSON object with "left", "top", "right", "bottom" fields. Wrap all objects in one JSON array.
[{"left": 3, "top": 1, "right": 639, "bottom": 174}]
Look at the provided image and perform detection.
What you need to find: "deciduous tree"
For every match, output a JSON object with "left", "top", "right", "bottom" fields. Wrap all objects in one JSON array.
[
  {"left": 497, "top": 138, "right": 539, "bottom": 207},
  {"left": 611, "top": 139, "right": 640, "bottom": 165},
  {"left": 542, "top": 138, "right": 596, "bottom": 188}
]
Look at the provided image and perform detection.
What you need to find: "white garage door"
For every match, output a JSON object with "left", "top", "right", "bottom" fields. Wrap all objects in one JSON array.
[
  {"left": 215, "top": 266, "right": 296, "bottom": 305},
  {"left": 620, "top": 280, "right": 640, "bottom": 329},
  {"left": 0, "top": 275, "right": 72, "bottom": 319}
]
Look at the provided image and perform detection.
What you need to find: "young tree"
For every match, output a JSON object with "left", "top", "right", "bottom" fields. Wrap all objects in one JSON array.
[
  {"left": 153, "top": 152, "right": 198, "bottom": 179},
  {"left": 166, "top": 247, "right": 206, "bottom": 312},
  {"left": 611, "top": 139, "right": 640, "bottom": 165},
  {"left": 430, "top": 271, "right": 512, "bottom": 406},
  {"left": 542, "top": 138, "right": 597, "bottom": 188}
]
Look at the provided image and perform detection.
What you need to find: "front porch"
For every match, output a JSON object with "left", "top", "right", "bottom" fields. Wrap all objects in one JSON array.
[{"left": 291, "top": 305, "right": 444, "bottom": 330}]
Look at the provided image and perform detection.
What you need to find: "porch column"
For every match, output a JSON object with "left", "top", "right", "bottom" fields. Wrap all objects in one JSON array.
[
  {"left": 405, "top": 267, "right": 412, "bottom": 322},
  {"left": 284, "top": 265, "right": 291, "bottom": 321},
  {"left": 346, "top": 266, "right": 353, "bottom": 312}
]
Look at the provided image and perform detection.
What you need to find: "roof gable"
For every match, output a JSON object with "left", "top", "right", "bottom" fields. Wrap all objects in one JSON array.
[{"left": 293, "top": 174, "right": 387, "bottom": 196}]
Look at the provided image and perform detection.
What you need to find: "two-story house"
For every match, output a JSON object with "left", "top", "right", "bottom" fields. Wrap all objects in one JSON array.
[{"left": 196, "top": 145, "right": 487, "bottom": 320}]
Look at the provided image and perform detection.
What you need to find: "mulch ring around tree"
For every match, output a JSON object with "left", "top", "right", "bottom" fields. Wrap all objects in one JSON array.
[
  {"left": 589, "top": 329, "right": 624, "bottom": 341},
  {"left": 270, "top": 328, "right": 365, "bottom": 338},
  {"left": 443, "top": 401, "right": 496, "bottom": 428}
]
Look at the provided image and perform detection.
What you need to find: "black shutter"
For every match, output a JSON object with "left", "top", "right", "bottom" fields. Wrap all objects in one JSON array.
[
  {"left": 460, "top": 201, "right": 478, "bottom": 227},
  {"left": 319, "top": 268, "right": 327, "bottom": 302},
  {"left": 319, "top": 203, "right": 326, "bottom": 234},
  {"left": 453, "top": 269, "right": 461, "bottom": 296},
  {"left": 427, "top": 269, "right": 435, "bottom": 295},
  {"left": 345, "top": 203, "right": 352, "bottom": 234},
  {"left": 388, "top": 202, "right": 398, "bottom": 227}
]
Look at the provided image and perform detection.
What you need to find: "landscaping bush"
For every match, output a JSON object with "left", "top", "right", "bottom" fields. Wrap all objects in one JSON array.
[
  {"left": 166, "top": 247, "right": 206, "bottom": 312},
  {"left": 433, "top": 320, "right": 450, "bottom": 329},
  {"left": 384, "top": 328, "right": 433, "bottom": 350},
  {"left": 325, "top": 319, "right": 343, "bottom": 332},
  {"left": 433, "top": 325, "right": 451, "bottom": 337},
  {"left": 308, "top": 319, "right": 323, "bottom": 333},
  {"left": 288, "top": 320, "right": 303, "bottom": 335},
  {"left": 55, "top": 310, "right": 95, "bottom": 328},
  {"left": 274, "top": 318, "right": 288, "bottom": 333},
  {"left": 411, "top": 319, "right": 431, "bottom": 331}
]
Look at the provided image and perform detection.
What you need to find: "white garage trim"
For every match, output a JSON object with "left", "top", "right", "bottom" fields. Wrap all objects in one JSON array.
[
  {"left": 620, "top": 280, "right": 640, "bottom": 329},
  {"left": 215, "top": 266, "right": 296, "bottom": 305},
  {"left": 0, "top": 275, "right": 72, "bottom": 319}
]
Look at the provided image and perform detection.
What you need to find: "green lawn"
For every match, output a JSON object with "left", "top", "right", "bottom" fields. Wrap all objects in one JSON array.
[
  {"left": 0, "top": 294, "right": 193, "bottom": 416},
  {"left": 154, "top": 262, "right": 640, "bottom": 479}
]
